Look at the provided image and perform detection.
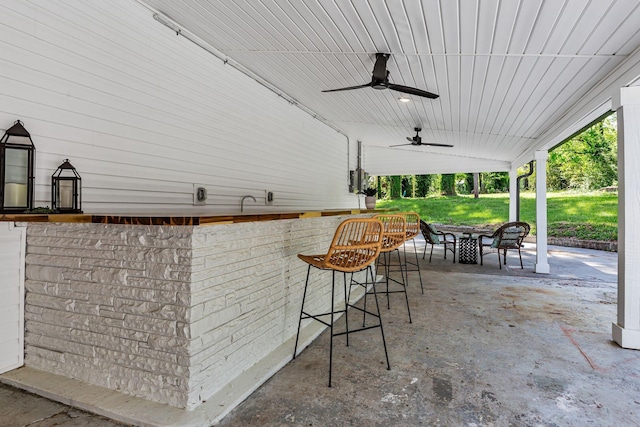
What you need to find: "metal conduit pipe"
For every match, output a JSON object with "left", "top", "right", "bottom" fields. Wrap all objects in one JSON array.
[
  {"left": 145, "top": 7, "right": 349, "bottom": 140},
  {"left": 516, "top": 161, "right": 534, "bottom": 221}
]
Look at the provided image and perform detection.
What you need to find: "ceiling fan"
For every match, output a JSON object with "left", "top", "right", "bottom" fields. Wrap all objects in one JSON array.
[
  {"left": 322, "top": 53, "right": 439, "bottom": 99},
  {"left": 390, "top": 128, "right": 454, "bottom": 148}
]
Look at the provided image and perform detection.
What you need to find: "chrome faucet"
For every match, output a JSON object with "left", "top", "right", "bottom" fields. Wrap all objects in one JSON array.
[{"left": 241, "top": 195, "right": 257, "bottom": 212}]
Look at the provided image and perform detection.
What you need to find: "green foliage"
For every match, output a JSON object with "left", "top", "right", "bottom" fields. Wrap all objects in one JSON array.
[
  {"left": 441, "top": 174, "right": 456, "bottom": 195},
  {"left": 415, "top": 175, "right": 431, "bottom": 197},
  {"left": 376, "top": 176, "right": 390, "bottom": 199},
  {"left": 480, "top": 172, "right": 509, "bottom": 193},
  {"left": 546, "top": 115, "right": 617, "bottom": 191},
  {"left": 401, "top": 175, "right": 415, "bottom": 197},
  {"left": 390, "top": 175, "right": 402, "bottom": 199},
  {"left": 24, "top": 206, "right": 59, "bottom": 214},
  {"left": 377, "top": 191, "right": 618, "bottom": 241},
  {"left": 452, "top": 173, "right": 477, "bottom": 194},
  {"left": 362, "top": 187, "right": 377, "bottom": 196}
]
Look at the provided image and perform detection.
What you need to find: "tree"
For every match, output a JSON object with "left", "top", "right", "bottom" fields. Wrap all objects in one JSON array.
[
  {"left": 464, "top": 173, "right": 474, "bottom": 195},
  {"left": 415, "top": 175, "right": 432, "bottom": 197},
  {"left": 473, "top": 173, "right": 479, "bottom": 198},
  {"left": 441, "top": 174, "right": 456, "bottom": 195},
  {"left": 401, "top": 175, "right": 414, "bottom": 197},
  {"left": 390, "top": 175, "right": 402, "bottom": 199},
  {"left": 480, "top": 172, "right": 509, "bottom": 193},
  {"left": 546, "top": 115, "right": 617, "bottom": 191}
]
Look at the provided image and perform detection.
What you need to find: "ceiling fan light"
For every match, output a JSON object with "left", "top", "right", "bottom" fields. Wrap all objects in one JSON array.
[{"left": 398, "top": 96, "right": 410, "bottom": 103}]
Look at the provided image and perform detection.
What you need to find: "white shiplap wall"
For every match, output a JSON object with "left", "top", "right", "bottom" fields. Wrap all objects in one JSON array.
[{"left": 0, "top": 0, "right": 360, "bottom": 214}]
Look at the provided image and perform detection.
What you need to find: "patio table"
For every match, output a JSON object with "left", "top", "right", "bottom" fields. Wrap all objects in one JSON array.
[{"left": 458, "top": 232, "right": 478, "bottom": 264}]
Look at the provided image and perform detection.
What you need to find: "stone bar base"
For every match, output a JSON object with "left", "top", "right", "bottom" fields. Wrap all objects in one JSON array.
[{"left": 18, "top": 214, "right": 368, "bottom": 410}]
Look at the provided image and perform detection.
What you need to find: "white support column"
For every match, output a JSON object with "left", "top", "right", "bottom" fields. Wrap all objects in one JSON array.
[
  {"left": 534, "top": 150, "right": 549, "bottom": 274},
  {"left": 612, "top": 86, "right": 640, "bottom": 349},
  {"left": 0, "top": 222, "right": 26, "bottom": 374},
  {"left": 509, "top": 168, "right": 518, "bottom": 222}
]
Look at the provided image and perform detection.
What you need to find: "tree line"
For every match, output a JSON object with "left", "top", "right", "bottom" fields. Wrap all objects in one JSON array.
[{"left": 374, "top": 115, "right": 617, "bottom": 198}]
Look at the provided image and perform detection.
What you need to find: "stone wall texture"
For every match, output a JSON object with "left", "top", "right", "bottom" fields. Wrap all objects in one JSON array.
[
  {"left": 187, "top": 216, "right": 350, "bottom": 407},
  {"left": 23, "top": 217, "right": 357, "bottom": 408},
  {"left": 24, "top": 223, "right": 194, "bottom": 407}
]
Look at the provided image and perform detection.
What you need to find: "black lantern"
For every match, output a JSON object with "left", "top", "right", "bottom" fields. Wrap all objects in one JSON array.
[
  {"left": 51, "top": 159, "right": 82, "bottom": 213},
  {"left": 0, "top": 120, "right": 35, "bottom": 213}
]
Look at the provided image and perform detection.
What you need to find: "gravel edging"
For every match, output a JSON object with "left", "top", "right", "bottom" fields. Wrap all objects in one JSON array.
[{"left": 435, "top": 224, "right": 618, "bottom": 252}]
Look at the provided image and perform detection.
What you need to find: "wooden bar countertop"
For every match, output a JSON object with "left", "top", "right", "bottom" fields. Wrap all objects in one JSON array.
[{"left": 0, "top": 209, "right": 382, "bottom": 226}]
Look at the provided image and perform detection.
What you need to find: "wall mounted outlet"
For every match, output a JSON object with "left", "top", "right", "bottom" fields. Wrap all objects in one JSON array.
[
  {"left": 193, "top": 184, "right": 207, "bottom": 205},
  {"left": 265, "top": 190, "right": 274, "bottom": 205}
]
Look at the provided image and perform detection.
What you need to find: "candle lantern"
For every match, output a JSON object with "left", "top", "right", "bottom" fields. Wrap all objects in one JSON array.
[
  {"left": 51, "top": 159, "right": 82, "bottom": 213},
  {"left": 0, "top": 120, "right": 36, "bottom": 213}
]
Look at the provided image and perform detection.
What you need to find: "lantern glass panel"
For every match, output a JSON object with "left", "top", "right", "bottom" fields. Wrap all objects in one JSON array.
[
  {"left": 58, "top": 179, "right": 74, "bottom": 209},
  {"left": 5, "top": 135, "right": 32, "bottom": 146},
  {"left": 3, "top": 148, "right": 28, "bottom": 208}
]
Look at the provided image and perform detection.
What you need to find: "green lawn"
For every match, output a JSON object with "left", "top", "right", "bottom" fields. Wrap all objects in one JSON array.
[{"left": 376, "top": 191, "right": 618, "bottom": 241}]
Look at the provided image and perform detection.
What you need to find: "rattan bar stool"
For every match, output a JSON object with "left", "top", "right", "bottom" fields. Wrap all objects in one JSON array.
[
  {"left": 293, "top": 217, "right": 390, "bottom": 387},
  {"left": 399, "top": 212, "right": 424, "bottom": 294},
  {"left": 368, "top": 213, "right": 411, "bottom": 323}
]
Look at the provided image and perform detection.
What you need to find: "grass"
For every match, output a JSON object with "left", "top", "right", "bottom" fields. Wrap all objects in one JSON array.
[{"left": 376, "top": 191, "right": 618, "bottom": 241}]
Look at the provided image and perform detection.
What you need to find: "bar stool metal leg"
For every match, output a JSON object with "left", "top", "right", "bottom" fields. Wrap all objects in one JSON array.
[
  {"left": 343, "top": 272, "right": 349, "bottom": 347},
  {"left": 294, "top": 217, "right": 389, "bottom": 386},
  {"left": 328, "top": 271, "right": 335, "bottom": 387},
  {"left": 293, "top": 264, "right": 312, "bottom": 360},
  {"left": 397, "top": 246, "right": 413, "bottom": 323},
  {"left": 368, "top": 264, "right": 391, "bottom": 370},
  {"left": 396, "top": 247, "right": 412, "bottom": 323},
  {"left": 373, "top": 246, "right": 411, "bottom": 323},
  {"left": 409, "top": 238, "right": 424, "bottom": 293}
]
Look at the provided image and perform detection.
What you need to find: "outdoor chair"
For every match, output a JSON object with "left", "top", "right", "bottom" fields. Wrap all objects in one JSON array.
[
  {"left": 293, "top": 217, "right": 390, "bottom": 387},
  {"left": 478, "top": 221, "right": 531, "bottom": 269},
  {"left": 420, "top": 220, "right": 456, "bottom": 263}
]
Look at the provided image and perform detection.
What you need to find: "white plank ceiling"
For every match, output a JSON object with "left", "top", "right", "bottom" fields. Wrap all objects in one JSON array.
[{"left": 138, "top": 0, "right": 640, "bottom": 175}]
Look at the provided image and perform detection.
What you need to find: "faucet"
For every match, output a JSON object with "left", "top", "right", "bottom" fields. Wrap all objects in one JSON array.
[{"left": 240, "top": 195, "right": 257, "bottom": 212}]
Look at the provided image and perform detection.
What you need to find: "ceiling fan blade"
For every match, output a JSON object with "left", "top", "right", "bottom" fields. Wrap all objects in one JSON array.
[
  {"left": 421, "top": 142, "right": 454, "bottom": 147},
  {"left": 372, "top": 53, "right": 390, "bottom": 80},
  {"left": 388, "top": 83, "right": 439, "bottom": 99},
  {"left": 406, "top": 137, "right": 414, "bottom": 142},
  {"left": 321, "top": 82, "right": 373, "bottom": 93},
  {"left": 389, "top": 143, "right": 414, "bottom": 147}
]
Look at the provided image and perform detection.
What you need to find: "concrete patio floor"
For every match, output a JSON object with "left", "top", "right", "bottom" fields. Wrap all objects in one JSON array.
[{"left": 3, "top": 241, "right": 639, "bottom": 426}]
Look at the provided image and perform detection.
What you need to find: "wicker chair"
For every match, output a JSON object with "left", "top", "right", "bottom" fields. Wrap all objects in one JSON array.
[
  {"left": 478, "top": 221, "right": 531, "bottom": 269},
  {"left": 370, "top": 214, "right": 412, "bottom": 323},
  {"left": 420, "top": 220, "right": 457, "bottom": 263},
  {"left": 293, "top": 217, "right": 390, "bottom": 387},
  {"left": 398, "top": 212, "right": 423, "bottom": 293}
]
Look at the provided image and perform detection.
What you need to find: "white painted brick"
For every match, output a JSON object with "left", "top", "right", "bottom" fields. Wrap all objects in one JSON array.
[
  {"left": 122, "top": 313, "right": 177, "bottom": 335},
  {"left": 25, "top": 280, "right": 58, "bottom": 295},
  {"left": 85, "top": 322, "right": 149, "bottom": 342},
  {"left": 26, "top": 265, "right": 66, "bottom": 282},
  {"left": 127, "top": 276, "right": 189, "bottom": 292},
  {"left": 113, "top": 297, "right": 187, "bottom": 321},
  {"left": 189, "top": 305, "right": 242, "bottom": 338},
  {"left": 26, "top": 333, "right": 96, "bottom": 358},
  {"left": 27, "top": 320, "right": 72, "bottom": 341},
  {"left": 23, "top": 216, "right": 364, "bottom": 408},
  {"left": 90, "top": 266, "right": 129, "bottom": 285}
]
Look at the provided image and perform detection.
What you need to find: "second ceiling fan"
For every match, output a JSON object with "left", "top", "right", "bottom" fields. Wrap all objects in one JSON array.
[
  {"left": 390, "top": 128, "right": 454, "bottom": 148},
  {"left": 322, "top": 53, "right": 439, "bottom": 99}
]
